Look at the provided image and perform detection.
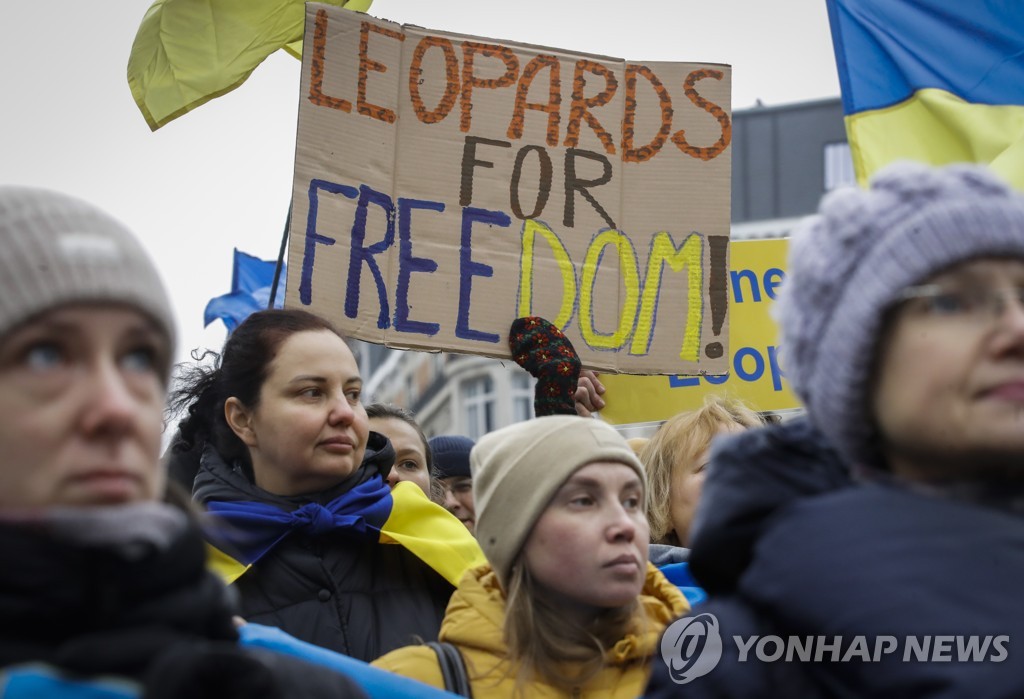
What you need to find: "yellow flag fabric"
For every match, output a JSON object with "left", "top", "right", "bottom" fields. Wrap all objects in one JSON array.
[
  {"left": 205, "top": 480, "right": 485, "bottom": 588},
  {"left": 846, "top": 90, "right": 1024, "bottom": 191},
  {"left": 381, "top": 482, "right": 487, "bottom": 587},
  {"left": 826, "top": 0, "right": 1024, "bottom": 190},
  {"left": 128, "top": 0, "right": 373, "bottom": 131},
  {"left": 206, "top": 541, "right": 251, "bottom": 584}
]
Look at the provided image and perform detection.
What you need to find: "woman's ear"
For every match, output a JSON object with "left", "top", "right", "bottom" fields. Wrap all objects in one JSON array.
[{"left": 224, "top": 397, "right": 257, "bottom": 447}]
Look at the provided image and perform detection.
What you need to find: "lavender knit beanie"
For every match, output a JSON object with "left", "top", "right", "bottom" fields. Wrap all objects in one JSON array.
[{"left": 776, "top": 162, "right": 1024, "bottom": 468}]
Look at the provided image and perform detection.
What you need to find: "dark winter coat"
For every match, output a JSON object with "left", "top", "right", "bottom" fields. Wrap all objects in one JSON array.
[
  {"left": 0, "top": 506, "right": 366, "bottom": 699},
  {"left": 192, "top": 432, "right": 455, "bottom": 662},
  {"left": 645, "top": 418, "right": 1024, "bottom": 698}
]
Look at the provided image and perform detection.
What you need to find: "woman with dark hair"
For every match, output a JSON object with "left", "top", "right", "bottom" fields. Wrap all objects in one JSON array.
[
  {"left": 366, "top": 403, "right": 434, "bottom": 498},
  {"left": 168, "top": 308, "right": 483, "bottom": 662}
]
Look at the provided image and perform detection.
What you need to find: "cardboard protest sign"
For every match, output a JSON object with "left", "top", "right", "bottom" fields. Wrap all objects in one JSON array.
[
  {"left": 600, "top": 238, "right": 801, "bottom": 423},
  {"left": 286, "top": 4, "right": 732, "bottom": 374}
]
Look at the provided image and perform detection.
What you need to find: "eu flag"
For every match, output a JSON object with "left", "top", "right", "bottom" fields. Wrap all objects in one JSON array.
[{"left": 204, "top": 249, "right": 286, "bottom": 333}]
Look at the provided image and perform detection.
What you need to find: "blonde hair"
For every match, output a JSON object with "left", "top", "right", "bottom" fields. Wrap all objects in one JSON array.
[
  {"left": 626, "top": 437, "right": 649, "bottom": 458},
  {"left": 503, "top": 560, "right": 644, "bottom": 694},
  {"left": 642, "top": 395, "right": 764, "bottom": 545}
]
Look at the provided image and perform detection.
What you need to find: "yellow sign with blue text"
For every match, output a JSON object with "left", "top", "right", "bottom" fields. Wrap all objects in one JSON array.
[{"left": 600, "top": 238, "right": 800, "bottom": 424}]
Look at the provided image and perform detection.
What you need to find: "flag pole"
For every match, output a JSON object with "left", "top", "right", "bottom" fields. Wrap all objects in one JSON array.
[{"left": 268, "top": 202, "right": 291, "bottom": 309}]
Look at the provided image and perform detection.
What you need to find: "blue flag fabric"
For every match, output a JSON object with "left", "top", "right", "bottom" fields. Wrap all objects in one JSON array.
[
  {"left": 204, "top": 249, "right": 286, "bottom": 333},
  {"left": 826, "top": 0, "right": 1024, "bottom": 188},
  {"left": 204, "top": 477, "right": 393, "bottom": 566},
  {"left": 238, "top": 623, "right": 461, "bottom": 698},
  {"left": 203, "top": 477, "right": 487, "bottom": 588}
]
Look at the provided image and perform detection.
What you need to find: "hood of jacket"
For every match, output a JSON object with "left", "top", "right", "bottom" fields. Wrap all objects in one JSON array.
[
  {"left": 441, "top": 562, "right": 688, "bottom": 664},
  {"left": 192, "top": 430, "right": 395, "bottom": 507},
  {"left": 687, "top": 417, "right": 852, "bottom": 595}
]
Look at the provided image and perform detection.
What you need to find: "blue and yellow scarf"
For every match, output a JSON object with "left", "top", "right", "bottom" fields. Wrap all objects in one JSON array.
[{"left": 204, "top": 476, "right": 484, "bottom": 587}]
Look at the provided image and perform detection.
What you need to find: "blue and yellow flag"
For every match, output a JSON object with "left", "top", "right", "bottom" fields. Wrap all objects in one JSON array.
[
  {"left": 128, "top": 0, "right": 372, "bottom": 131},
  {"left": 826, "top": 0, "right": 1024, "bottom": 189},
  {"left": 204, "top": 479, "right": 485, "bottom": 586}
]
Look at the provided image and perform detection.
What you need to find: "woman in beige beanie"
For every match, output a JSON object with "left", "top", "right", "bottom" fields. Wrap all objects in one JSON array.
[{"left": 373, "top": 415, "right": 689, "bottom": 697}]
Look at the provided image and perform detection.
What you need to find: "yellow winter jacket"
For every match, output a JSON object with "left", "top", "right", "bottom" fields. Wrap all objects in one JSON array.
[{"left": 372, "top": 562, "right": 689, "bottom": 698}]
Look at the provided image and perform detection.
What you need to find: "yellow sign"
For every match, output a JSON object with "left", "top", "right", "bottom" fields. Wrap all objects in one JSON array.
[{"left": 600, "top": 238, "right": 800, "bottom": 424}]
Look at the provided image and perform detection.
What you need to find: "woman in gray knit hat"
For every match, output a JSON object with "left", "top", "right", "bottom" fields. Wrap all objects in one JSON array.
[
  {"left": 646, "top": 162, "right": 1024, "bottom": 698},
  {"left": 0, "top": 186, "right": 366, "bottom": 698},
  {"left": 374, "top": 414, "right": 690, "bottom": 697}
]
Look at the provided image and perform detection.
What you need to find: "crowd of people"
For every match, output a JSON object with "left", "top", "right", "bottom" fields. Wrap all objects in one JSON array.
[{"left": 3, "top": 159, "right": 1024, "bottom": 697}]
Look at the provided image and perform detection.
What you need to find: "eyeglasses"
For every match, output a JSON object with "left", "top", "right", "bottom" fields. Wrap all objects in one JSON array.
[{"left": 896, "top": 284, "right": 1024, "bottom": 326}]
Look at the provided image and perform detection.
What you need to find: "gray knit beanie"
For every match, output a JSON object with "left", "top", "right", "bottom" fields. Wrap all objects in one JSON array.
[
  {"left": 470, "top": 415, "right": 645, "bottom": 588},
  {"left": 776, "top": 162, "right": 1024, "bottom": 468},
  {"left": 0, "top": 186, "right": 176, "bottom": 363}
]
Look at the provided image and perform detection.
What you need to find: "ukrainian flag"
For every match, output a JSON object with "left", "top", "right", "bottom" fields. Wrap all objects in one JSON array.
[
  {"left": 826, "top": 0, "right": 1024, "bottom": 189},
  {"left": 204, "top": 479, "right": 485, "bottom": 587}
]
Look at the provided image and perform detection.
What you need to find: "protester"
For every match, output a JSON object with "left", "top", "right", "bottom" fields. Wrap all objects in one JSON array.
[
  {"left": 642, "top": 395, "right": 764, "bottom": 548},
  {"left": 168, "top": 308, "right": 484, "bottom": 661},
  {"left": 366, "top": 403, "right": 433, "bottom": 497},
  {"left": 429, "top": 434, "right": 476, "bottom": 533},
  {"left": 0, "top": 186, "right": 368, "bottom": 697},
  {"left": 374, "top": 415, "right": 689, "bottom": 697},
  {"left": 646, "top": 162, "right": 1024, "bottom": 696}
]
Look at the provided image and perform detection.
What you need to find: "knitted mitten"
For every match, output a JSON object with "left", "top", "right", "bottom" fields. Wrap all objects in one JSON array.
[{"left": 509, "top": 316, "right": 582, "bottom": 417}]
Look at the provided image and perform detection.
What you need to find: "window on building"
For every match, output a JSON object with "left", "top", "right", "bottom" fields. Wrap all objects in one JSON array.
[
  {"left": 511, "top": 372, "right": 535, "bottom": 423},
  {"left": 462, "top": 375, "right": 495, "bottom": 441},
  {"left": 824, "top": 142, "right": 856, "bottom": 191}
]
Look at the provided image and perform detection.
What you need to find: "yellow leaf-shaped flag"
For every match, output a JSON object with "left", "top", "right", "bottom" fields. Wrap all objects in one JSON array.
[{"left": 128, "top": 0, "right": 373, "bottom": 131}]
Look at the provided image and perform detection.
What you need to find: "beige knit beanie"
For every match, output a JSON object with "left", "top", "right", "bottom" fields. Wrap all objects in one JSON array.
[
  {"left": 0, "top": 186, "right": 176, "bottom": 364},
  {"left": 471, "top": 415, "right": 645, "bottom": 588}
]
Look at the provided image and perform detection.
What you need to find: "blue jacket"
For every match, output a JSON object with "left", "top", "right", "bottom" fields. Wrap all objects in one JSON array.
[{"left": 649, "top": 544, "right": 707, "bottom": 606}]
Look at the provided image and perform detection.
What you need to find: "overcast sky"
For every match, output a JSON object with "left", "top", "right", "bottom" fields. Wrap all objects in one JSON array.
[{"left": 0, "top": 0, "right": 839, "bottom": 369}]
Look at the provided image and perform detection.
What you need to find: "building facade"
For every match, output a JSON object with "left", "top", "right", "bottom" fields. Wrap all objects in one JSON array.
[{"left": 357, "top": 97, "right": 853, "bottom": 438}]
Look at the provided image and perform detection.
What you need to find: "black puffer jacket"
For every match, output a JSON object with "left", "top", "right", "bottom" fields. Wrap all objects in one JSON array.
[
  {"left": 0, "top": 506, "right": 367, "bottom": 699},
  {"left": 192, "top": 432, "right": 454, "bottom": 662}
]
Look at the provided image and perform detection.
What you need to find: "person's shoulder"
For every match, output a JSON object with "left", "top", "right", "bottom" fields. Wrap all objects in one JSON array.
[
  {"left": 646, "top": 598, "right": 825, "bottom": 699},
  {"left": 371, "top": 644, "right": 445, "bottom": 688}
]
